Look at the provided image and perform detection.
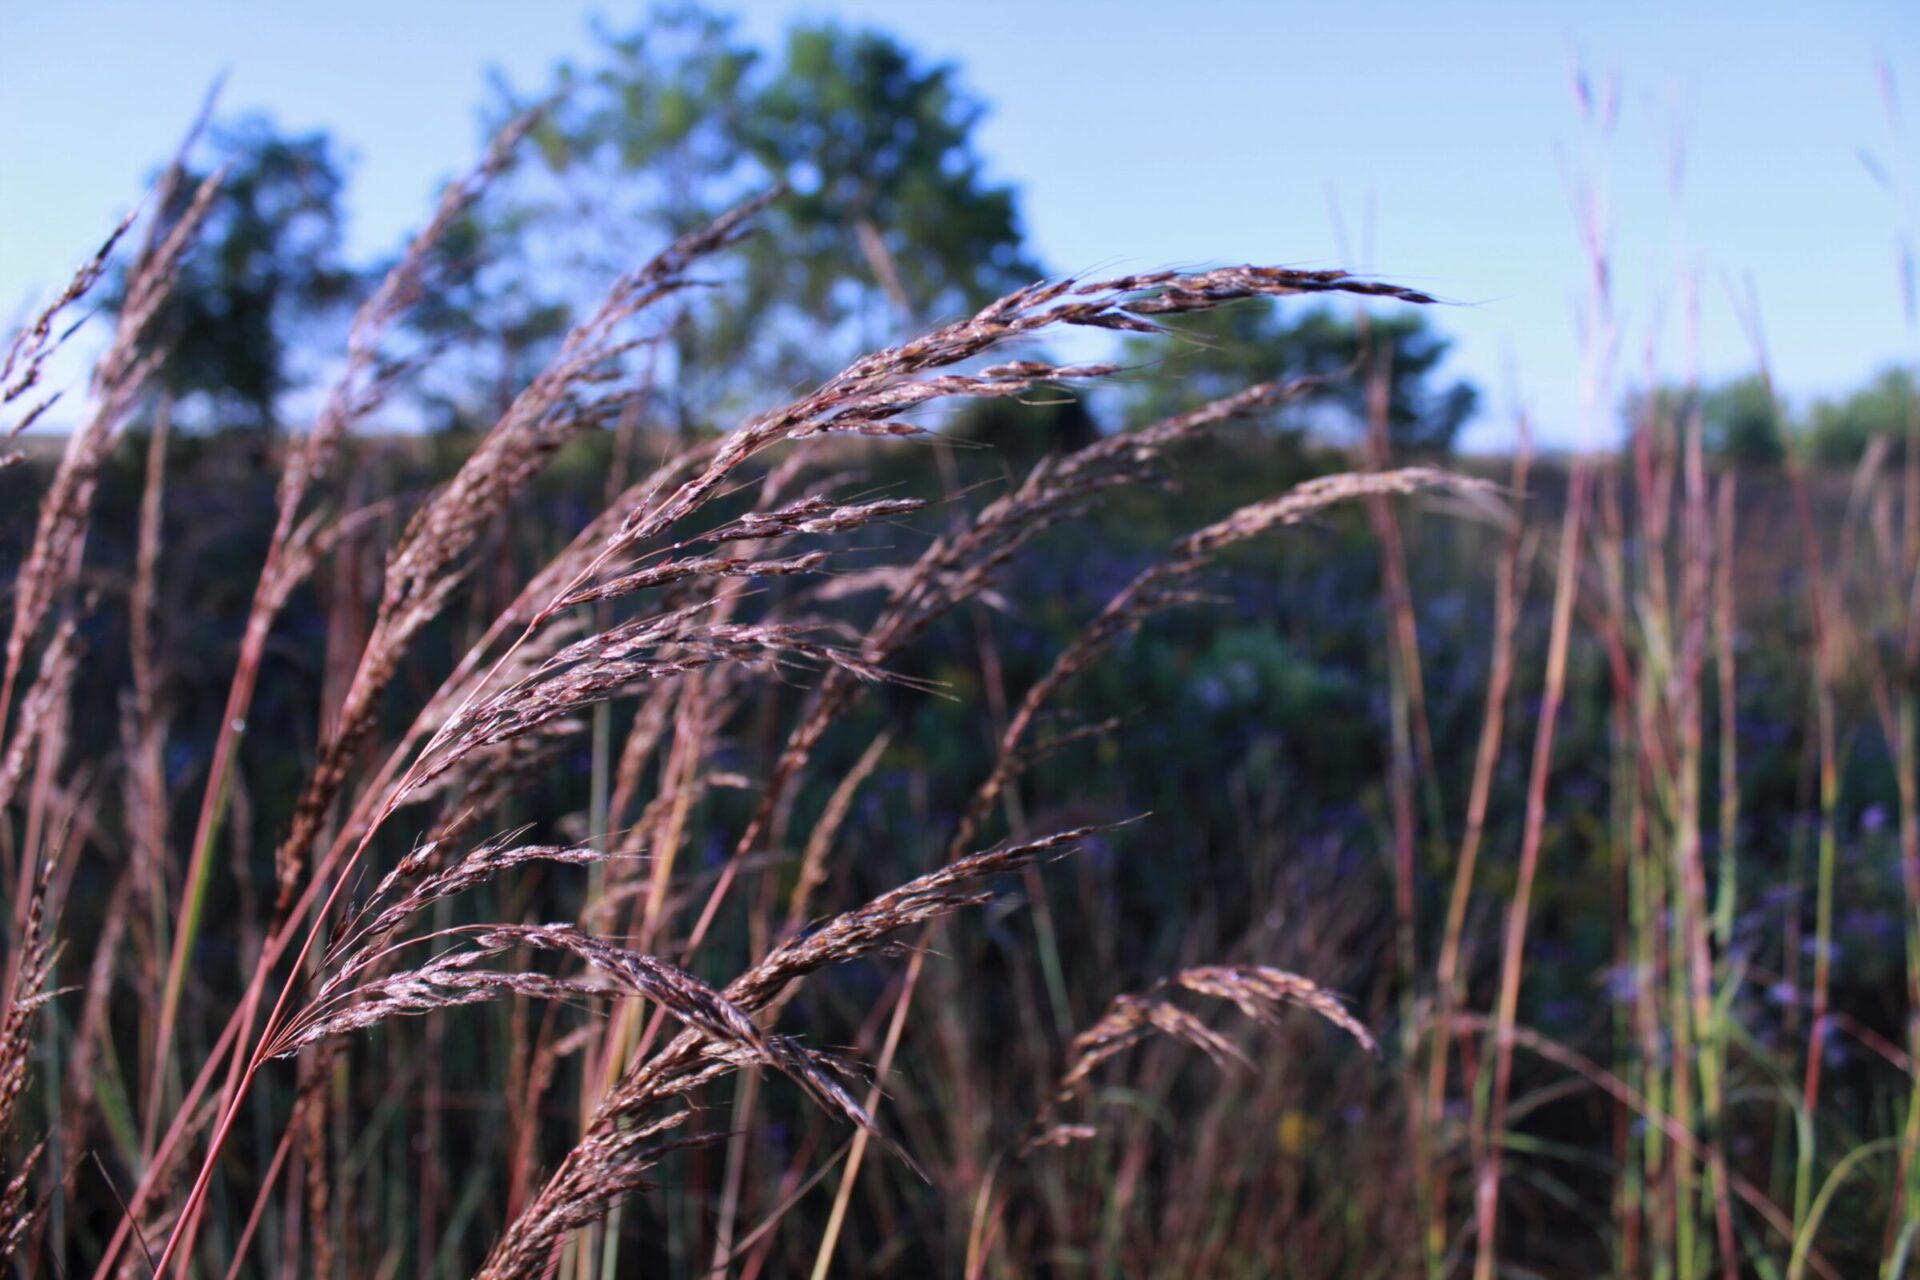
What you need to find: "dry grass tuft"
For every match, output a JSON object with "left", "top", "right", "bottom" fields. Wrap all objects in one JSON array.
[
  {"left": 1, "top": 104, "right": 1476, "bottom": 1275},
  {"left": 1020, "top": 963, "right": 1377, "bottom": 1157}
]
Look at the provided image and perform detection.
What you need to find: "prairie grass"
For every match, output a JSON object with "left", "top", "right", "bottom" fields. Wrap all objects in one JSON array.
[
  {"left": 0, "top": 111, "right": 1469, "bottom": 1279},
  {"left": 1, "top": 98, "right": 1916, "bottom": 1280}
]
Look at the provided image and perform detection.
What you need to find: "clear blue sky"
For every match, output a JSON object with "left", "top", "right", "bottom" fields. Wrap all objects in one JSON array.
[{"left": 3, "top": 1, "right": 1916, "bottom": 449}]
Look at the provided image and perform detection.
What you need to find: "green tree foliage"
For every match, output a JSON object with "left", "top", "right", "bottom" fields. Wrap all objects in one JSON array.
[
  {"left": 1630, "top": 375, "right": 1789, "bottom": 467},
  {"left": 1808, "top": 365, "right": 1920, "bottom": 464},
  {"left": 128, "top": 115, "right": 358, "bottom": 431},
  {"left": 519, "top": 5, "right": 757, "bottom": 235},
  {"left": 490, "top": 5, "right": 1034, "bottom": 425},
  {"left": 1121, "top": 303, "right": 1478, "bottom": 453},
  {"left": 1702, "top": 374, "right": 1788, "bottom": 466},
  {"left": 1636, "top": 369, "right": 1920, "bottom": 469},
  {"left": 402, "top": 206, "right": 574, "bottom": 431},
  {"left": 740, "top": 23, "right": 1036, "bottom": 322},
  {"left": 946, "top": 393, "right": 1100, "bottom": 461}
]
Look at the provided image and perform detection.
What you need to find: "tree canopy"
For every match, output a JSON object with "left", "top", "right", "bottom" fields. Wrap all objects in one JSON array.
[
  {"left": 1809, "top": 365, "right": 1920, "bottom": 465},
  {"left": 1636, "top": 366, "right": 1920, "bottom": 468},
  {"left": 124, "top": 115, "right": 359, "bottom": 432},
  {"left": 101, "top": 7, "right": 1491, "bottom": 458},
  {"left": 478, "top": 4, "right": 1034, "bottom": 429}
]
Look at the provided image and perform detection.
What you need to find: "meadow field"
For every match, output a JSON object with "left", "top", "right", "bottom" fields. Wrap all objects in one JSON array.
[{"left": 4, "top": 12, "right": 1919, "bottom": 1278}]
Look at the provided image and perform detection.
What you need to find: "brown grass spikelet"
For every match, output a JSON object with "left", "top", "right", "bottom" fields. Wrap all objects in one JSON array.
[
  {"left": 1, "top": 165, "right": 221, "bottom": 734},
  {"left": 98, "top": 196, "right": 1456, "bottom": 1273},
  {"left": 0, "top": 858, "right": 61, "bottom": 1264},
  {"left": 1019, "top": 963, "right": 1377, "bottom": 1157},
  {"left": 1, "top": 213, "right": 136, "bottom": 446},
  {"left": 0, "top": 1140, "right": 46, "bottom": 1267},
  {"left": 267, "top": 189, "right": 783, "bottom": 912},
  {"left": 953, "top": 466, "right": 1492, "bottom": 854},
  {"left": 476, "top": 824, "right": 1111, "bottom": 1278}
]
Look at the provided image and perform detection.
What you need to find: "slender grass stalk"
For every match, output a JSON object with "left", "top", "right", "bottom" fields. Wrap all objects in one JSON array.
[
  {"left": 806, "top": 937, "right": 927, "bottom": 1280},
  {"left": 1359, "top": 356, "right": 1431, "bottom": 1275},
  {"left": 138, "top": 107, "right": 545, "bottom": 1167},
  {"left": 1473, "top": 458, "right": 1589, "bottom": 1280},
  {"left": 1712, "top": 476, "right": 1740, "bottom": 962},
  {"left": 1784, "top": 409, "right": 1841, "bottom": 1240},
  {"left": 1789, "top": 1138, "right": 1899, "bottom": 1280},
  {"left": 1426, "top": 425, "right": 1532, "bottom": 1272},
  {"left": 22, "top": 70, "right": 1920, "bottom": 1279}
]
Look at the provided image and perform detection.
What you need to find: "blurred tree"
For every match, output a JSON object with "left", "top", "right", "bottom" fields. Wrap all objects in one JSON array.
[
  {"left": 1702, "top": 374, "right": 1789, "bottom": 466},
  {"left": 739, "top": 23, "right": 1036, "bottom": 325},
  {"left": 947, "top": 393, "right": 1100, "bottom": 461},
  {"left": 1628, "top": 375, "right": 1789, "bottom": 467},
  {"left": 400, "top": 206, "right": 574, "bottom": 432},
  {"left": 123, "top": 115, "right": 359, "bottom": 433},
  {"left": 1808, "top": 365, "right": 1920, "bottom": 464},
  {"left": 487, "top": 4, "right": 1037, "bottom": 429},
  {"left": 1120, "top": 303, "right": 1478, "bottom": 454},
  {"left": 1626, "top": 370, "right": 1920, "bottom": 470}
]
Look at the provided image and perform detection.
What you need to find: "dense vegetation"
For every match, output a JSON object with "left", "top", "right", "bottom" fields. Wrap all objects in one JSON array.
[{"left": 3, "top": 8, "right": 1918, "bottom": 1278}]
